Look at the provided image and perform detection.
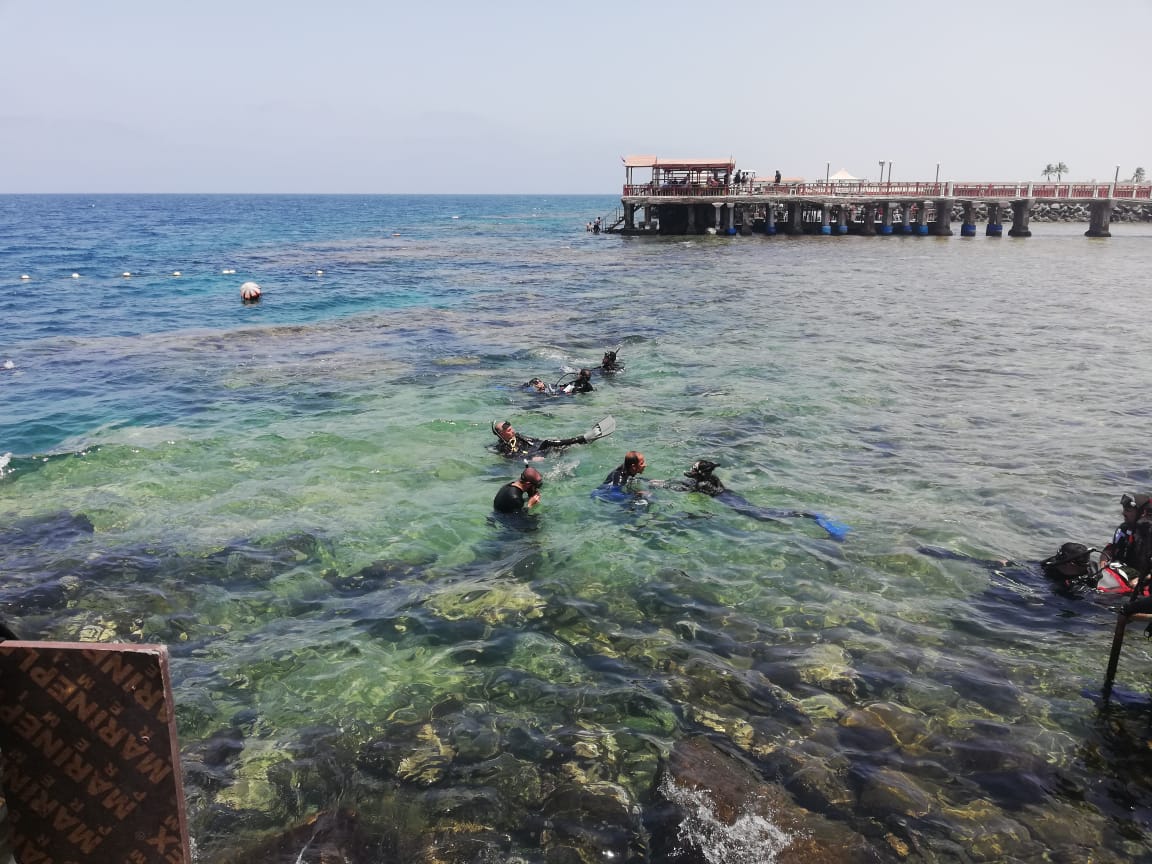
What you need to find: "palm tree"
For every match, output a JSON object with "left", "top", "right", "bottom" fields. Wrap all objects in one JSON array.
[
  {"left": 1053, "top": 162, "right": 1069, "bottom": 182},
  {"left": 1132, "top": 166, "right": 1146, "bottom": 183},
  {"left": 1041, "top": 163, "right": 1056, "bottom": 181}
]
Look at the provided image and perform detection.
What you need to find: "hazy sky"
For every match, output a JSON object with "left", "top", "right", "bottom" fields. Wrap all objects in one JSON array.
[{"left": 2, "top": 0, "right": 1149, "bottom": 193}]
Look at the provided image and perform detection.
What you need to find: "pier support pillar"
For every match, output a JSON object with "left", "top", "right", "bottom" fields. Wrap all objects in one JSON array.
[
  {"left": 1008, "top": 199, "right": 1032, "bottom": 237},
  {"left": 820, "top": 204, "right": 832, "bottom": 235},
  {"left": 915, "top": 201, "right": 930, "bottom": 235},
  {"left": 686, "top": 204, "right": 696, "bottom": 234},
  {"left": 900, "top": 203, "right": 913, "bottom": 233},
  {"left": 624, "top": 204, "right": 636, "bottom": 231},
  {"left": 726, "top": 203, "right": 736, "bottom": 235},
  {"left": 787, "top": 202, "right": 804, "bottom": 235},
  {"left": 836, "top": 207, "right": 848, "bottom": 234},
  {"left": 986, "top": 202, "right": 1003, "bottom": 237},
  {"left": 712, "top": 203, "right": 723, "bottom": 232},
  {"left": 960, "top": 201, "right": 977, "bottom": 237},
  {"left": 880, "top": 202, "right": 894, "bottom": 235},
  {"left": 642, "top": 204, "right": 654, "bottom": 230},
  {"left": 765, "top": 205, "right": 777, "bottom": 236},
  {"left": 1086, "top": 200, "right": 1113, "bottom": 237},
  {"left": 859, "top": 203, "right": 877, "bottom": 235},
  {"left": 932, "top": 199, "right": 953, "bottom": 236}
]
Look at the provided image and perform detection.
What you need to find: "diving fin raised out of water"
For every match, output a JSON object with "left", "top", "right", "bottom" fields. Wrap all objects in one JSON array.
[{"left": 583, "top": 415, "right": 616, "bottom": 442}]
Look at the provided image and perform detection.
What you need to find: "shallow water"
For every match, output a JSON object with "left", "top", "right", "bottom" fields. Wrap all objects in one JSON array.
[{"left": 3, "top": 195, "right": 1152, "bottom": 862}]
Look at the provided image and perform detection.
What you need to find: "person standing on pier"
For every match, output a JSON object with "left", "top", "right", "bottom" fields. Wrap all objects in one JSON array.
[{"left": 774, "top": 169, "right": 782, "bottom": 185}]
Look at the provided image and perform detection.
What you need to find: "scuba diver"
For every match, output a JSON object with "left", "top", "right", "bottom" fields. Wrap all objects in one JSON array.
[
  {"left": 593, "top": 451, "right": 649, "bottom": 506},
  {"left": 920, "top": 541, "right": 1145, "bottom": 597},
  {"left": 493, "top": 465, "right": 543, "bottom": 514},
  {"left": 1100, "top": 493, "right": 1148, "bottom": 568},
  {"left": 523, "top": 377, "right": 553, "bottom": 394},
  {"left": 491, "top": 416, "right": 616, "bottom": 459},
  {"left": 600, "top": 350, "right": 623, "bottom": 373},
  {"left": 562, "top": 368, "right": 595, "bottom": 394},
  {"left": 656, "top": 460, "right": 851, "bottom": 540}
]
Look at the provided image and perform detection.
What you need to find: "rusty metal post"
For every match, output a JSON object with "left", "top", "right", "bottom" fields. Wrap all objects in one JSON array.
[{"left": 1103, "top": 612, "right": 1130, "bottom": 699}]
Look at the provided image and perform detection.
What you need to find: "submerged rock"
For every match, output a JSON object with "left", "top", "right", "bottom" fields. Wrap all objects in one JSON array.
[{"left": 659, "top": 736, "right": 880, "bottom": 863}]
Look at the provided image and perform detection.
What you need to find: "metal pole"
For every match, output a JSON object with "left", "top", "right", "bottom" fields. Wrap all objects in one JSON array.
[
  {"left": 825, "top": 162, "right": 830, "bottom": 189},
  {"left": 1115, "top": 165, "right": 1120, "bottom": 184},
  {"left": 887, "top": 162, "right": 893, "bottom": 184},
  {"left": 935, "top": 163, "right": 940, "bottom": 183},
  {"left": 878, "top": 161, "right": 884, "bottom": 185}
]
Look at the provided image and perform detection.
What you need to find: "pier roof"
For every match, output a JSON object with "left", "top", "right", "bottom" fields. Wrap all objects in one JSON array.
[{"left": 622, "top": 155, "right": 735, "bottom": 171}]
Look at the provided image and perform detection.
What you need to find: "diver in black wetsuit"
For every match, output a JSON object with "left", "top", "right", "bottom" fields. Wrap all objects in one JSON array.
[
  {"left": 600, "top": 350, "right": 623, "bottom": 373},
  {"left": 658, "top": 460, "right": 851, "bottom": 539},
  {"left": 563, "top": 368, "right": 594, "bottom": 394},
  {"left": 491, "top": 420, "right": 586, "bottom": 459},
  {"left": 920, "top": 543, "right": 1099, "bottom": 593},
  {"left": 523, "top": 377, "right": 552, "bottom": 394},
  {"left": 493, "top": 466, "right": 543, "bottom": 514},
  {"left": 1101, "top": 493, "right": 1148, "bottom": 568}
]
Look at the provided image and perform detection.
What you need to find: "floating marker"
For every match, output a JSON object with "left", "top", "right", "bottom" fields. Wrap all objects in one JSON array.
[
  {"left": 71, "top": 273, "right": 80, "bottom": 279},
  {"left": 240, "top": 281, "right": 262, "bottom": 302},
  {"left": 221, "top": 269, "right": 236, "bottom": 275},
  {"left": 122, "top": 272, "right": 132, "bottom": 278},
  {"left": 20, "top": 275, "right": 30, "bottom": 280},
  {"left": 172, "top": 271, "right": 181, "bottom": 277},
  {"left": 315, "top": 269, "right": 324, "bottom": 275}
]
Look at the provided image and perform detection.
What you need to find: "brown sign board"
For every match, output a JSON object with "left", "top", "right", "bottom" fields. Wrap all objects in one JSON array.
[{"left": 0, "top": 642, "right": 191, "bottom": 864}]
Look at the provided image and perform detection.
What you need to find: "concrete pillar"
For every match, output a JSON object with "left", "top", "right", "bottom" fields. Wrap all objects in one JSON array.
[
  {"left": 1008, "top": 199, "right": 1032, "bottom": 237},
  {"left": 642, "top": 204, "right": 652, "bottom": 230},
  {"left": 820, "top": 204, "right": 832, "bottom": 235},
  {"left": 902, "top": 202, "right": 915, "bottom": 233},
  {"left": 880, "top": 202, "right": 894, "bottom": 235},
  {"left": 933, "top": 199, "right": 953, "bottom": 236},
  {"left": 960, "top": 201, "right": 977, "bottom": 237},
  {"left": 624, "top": 203, "right": 636, "bottom": 231},
  {"left": 836, "top": 206, "right": 848, "bottom": 234},
  {"left": 787, "top": 202, "right": 804, "bottom": 235},
  {"left": 713, "top": 203, "right": 723, "bottom": 231},
  {"left": 859, "top": 203, "right": 877, "bottom": 235},
  {"left": 915, "top": 201, "right": 930, "bottom": 235},
  {"left": 726, "top": 202, "right": 736, "bottom": 234},
  {"left": 765, "top": 205, "right": 777, "bottom": 235},
  {"left": 1086, "top": 200, "right": 1113, "bottom": 237},
  {"left": 986, "top": 202, "right": 1003, "bottom": 237},
  {"left": 686, "top": 204, "right": 696, "bottom": 234}
]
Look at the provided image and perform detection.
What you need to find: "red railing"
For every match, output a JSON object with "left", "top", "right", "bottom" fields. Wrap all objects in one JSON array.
[{"left": 623, "top": 181, "right": 1152, "bottom": 201}]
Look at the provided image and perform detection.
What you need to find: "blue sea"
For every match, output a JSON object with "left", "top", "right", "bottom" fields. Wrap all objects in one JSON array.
[{"left": 3, "top": 194, "right": 1152, "bottom": 862}]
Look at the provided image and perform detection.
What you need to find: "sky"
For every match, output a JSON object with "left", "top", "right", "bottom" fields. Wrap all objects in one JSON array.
[{"left": 1, "top": 0, "right": 1149, "bottom": 193}]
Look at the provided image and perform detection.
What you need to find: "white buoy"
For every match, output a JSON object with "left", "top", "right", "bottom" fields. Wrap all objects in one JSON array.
[
  {"left": 122, "top": 272, "right": 132, "bottom": 278},
  {"left": 315, "top": 269, "right": 324, "bottom": 275},
  {"left": 3, "top": 360, "right": 13, "bottom": 370},
  {"left": 172, "top": 271, "right": 181, "bottom": 277},
  {"left": 222, "top": 269, "right": 236, "bottom": 275},
  {"left": 20, "top": 275, "right": 30, "bottom": 280},
  {"left": 71, "top": 273, "right": 80, "bottom": 279},
  {"left": 240, "top": 281, "right": 262, "bottom": 302}
]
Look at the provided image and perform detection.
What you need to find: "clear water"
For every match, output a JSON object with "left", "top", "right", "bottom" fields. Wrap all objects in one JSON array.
[{"left": 3, "top": 194, "right": 1152, "bottom": 862}]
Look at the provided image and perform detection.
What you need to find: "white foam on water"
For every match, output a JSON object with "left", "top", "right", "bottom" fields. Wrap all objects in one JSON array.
[
  {"left": 0, "top": 453, "right": 10, "bottom": 479},
  {"left": 659, "top": 776, "right": 794, "bottom": 864},
  {"left": 3, "top": 360, "right": 13, "bottom": 370}
]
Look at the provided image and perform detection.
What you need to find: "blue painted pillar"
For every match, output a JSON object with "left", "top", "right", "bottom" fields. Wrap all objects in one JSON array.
[
  {"left": 820, "top": 204, "right": 832, "bottom": 235},
  {"left": 880, "top": 202, "right": 894, "bottom": 235},
  {"left": 986, "top": 202, "right": 1003, "bottom": 237},
  {"left": 837, "top": 206, "right": 848, "bottom": 234},
  {"left": 960, "top": 201, "right": 977, "bottom": 237},
  {"left": 765, "top": 204, "right": 777, "bottom": 235}
]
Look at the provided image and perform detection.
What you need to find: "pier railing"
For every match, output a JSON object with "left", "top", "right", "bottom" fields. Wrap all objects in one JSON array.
[{"left": 622, "top": 181, "right": 1152, "bottom": 201}]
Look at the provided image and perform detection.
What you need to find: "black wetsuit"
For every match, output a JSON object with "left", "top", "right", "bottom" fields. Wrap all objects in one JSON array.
[
  {"left": 566, "top": 378, "right": 594, "bottom": 394},
  {"left": 1122, "top": 517, "right": 1152, "bottom": 612},
  {"left": 495, "top": 433, "right": 584, "bottom": 459},
  {"left": 493, "top": 483, "right": 531, "bottom": 514},
  {"left": 603, "top": 465, "right": 637, "bottom": 488},
  {"left": 1104, "top": 522, "right": 1137, "bottom": 566}
]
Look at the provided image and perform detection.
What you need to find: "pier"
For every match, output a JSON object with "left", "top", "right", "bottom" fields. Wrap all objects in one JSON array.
[{"left": 612, "top": 157, "right": 1152, "bottom": 238}]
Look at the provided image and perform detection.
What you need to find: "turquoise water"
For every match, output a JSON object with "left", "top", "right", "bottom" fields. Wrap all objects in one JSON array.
[{"left": 3, "top": 195, "right": 1152, "bottom": 862}]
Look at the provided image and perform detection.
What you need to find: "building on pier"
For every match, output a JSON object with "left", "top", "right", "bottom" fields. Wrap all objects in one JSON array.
[{"left": 613, "top": 156, "right": 1152, "bottom": 238}]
